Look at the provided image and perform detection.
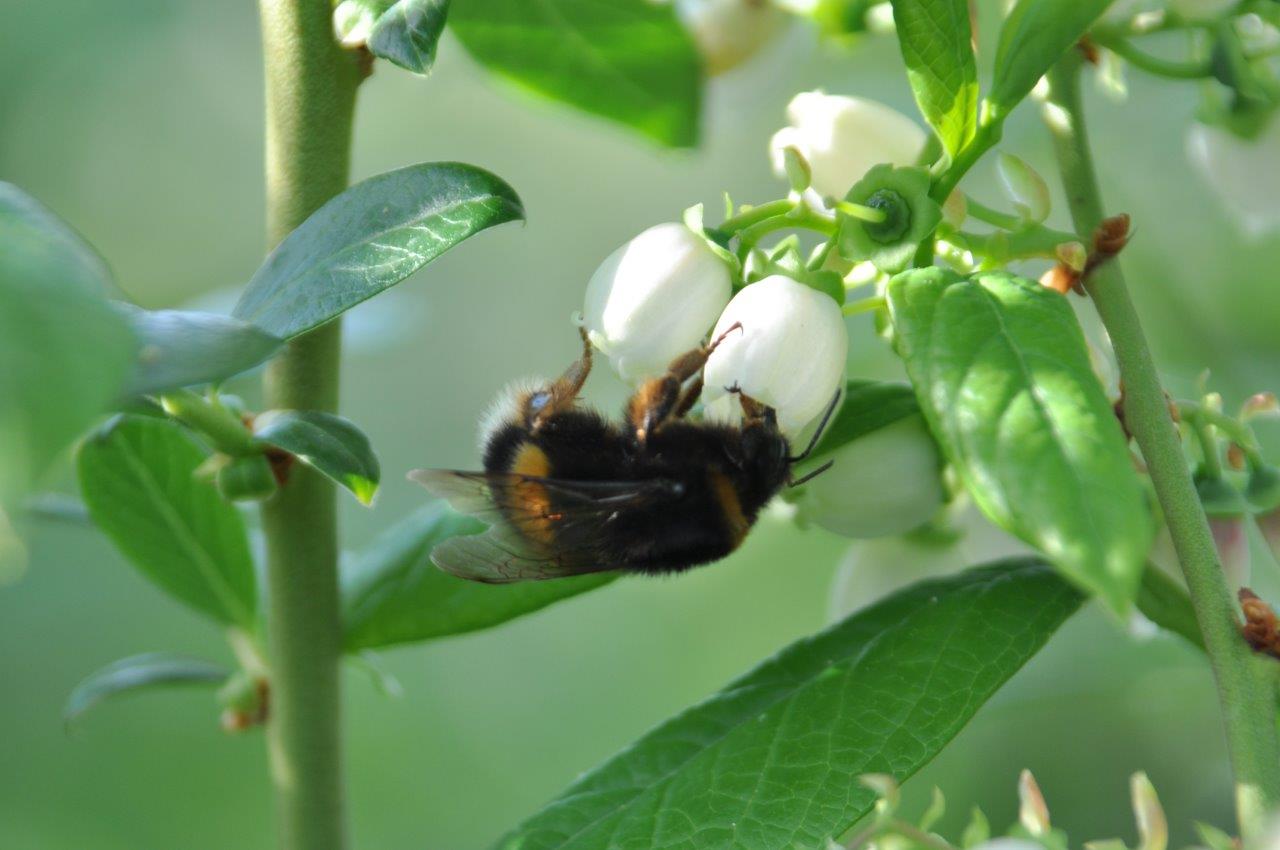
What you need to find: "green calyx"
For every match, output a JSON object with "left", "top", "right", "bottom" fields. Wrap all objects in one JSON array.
[
  {"left": 1194, "top": 469, "right": 1250, "bottom": 518},
  {"left": 1246, "top": 464, "right": 1280, "bottom": 514},
  {"left": 839, "top": 164, "right": 942, "bottom": 274}
]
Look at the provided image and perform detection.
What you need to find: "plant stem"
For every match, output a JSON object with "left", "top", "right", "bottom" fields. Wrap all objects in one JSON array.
[
  {"left": 1042, "top": 52, "right": 1280, "bottom": 839},
  {"left": 1093, "top": 36, "right": 1213, "bottom": 79},
  {"left": 159, "top": 390, "right": 258, "bottom": 455},
  {"left": 257, "top": 2, "right": 361, "bottom": 849}
]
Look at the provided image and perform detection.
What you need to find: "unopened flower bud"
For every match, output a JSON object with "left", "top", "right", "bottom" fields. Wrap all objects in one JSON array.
[
  {"left": 1187, "top": 111, "right": 1280, "bottom": 237},
  {"left": 859, "top": 773, "right": 900, "bottom": 815},
  {"left": 798, "top": 414, "right": 944, "bottom": 539},
  {"left": 1056, "top": 241, "right": 1088, "bottom": 272},
  {"left": 1018, "top": 770, "right": 1051, "bottom": 837},
  {"left": 703, "top": 275, "right": 847, "bottom": 434},
  {"left": 781, "top": 145, "right": 812, "bottom": 193},
  {"left": 584, "top": 223, "right": 733, "bottom": 384},
  {"left": 996, "top": 153, "right": 1052, "bottom": 224},
  {"left": 333, "top": 0, "right": 375, "bottom": 48},
  {"left": 676, "top": 0, "right": 788, "bottom": 76},
  {"left": 1242, "top": 392, "right": 1279, "bottom": 420},
  {"left": 216, "top": 454, "right": 279, "bottom": 503},
  {"left": 1130, "top": 772, "right": 1167, "bottom": 850},
  {"left": 770, "top": 91, "right": 927, "bottom": 202}
]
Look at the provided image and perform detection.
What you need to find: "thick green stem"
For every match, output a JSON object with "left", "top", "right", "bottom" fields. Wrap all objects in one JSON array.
[
  {"left": 1043, "top": 53, "right": 1280, "bottom": 837},
  {"left": 257, "top": 2, "right": 361, "bottom": 849}
]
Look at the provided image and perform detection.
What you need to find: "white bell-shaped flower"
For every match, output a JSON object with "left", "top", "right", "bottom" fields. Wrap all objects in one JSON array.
[
  {"left": 769, "top": 91, "right": 927, "bottom": 202},
  {"left": 676, "top": 0, "right": 787, "bottom": 76},
  {"left": 703, "top": 275, "right": 847, "bottom": 433},
  {"left": 798, "top": 414, "right": 944, "bottom": 538},
  {"left": 583, "top": 223, "right": 733, "bottom": 384},
  {"left": 1187, "top": 113, "right": 1280, "bottom": 238}
]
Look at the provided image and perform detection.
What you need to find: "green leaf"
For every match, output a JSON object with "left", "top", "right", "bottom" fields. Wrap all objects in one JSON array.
[
  {"left": 1137, "top": 563, "right": 1203, "bottom": 650},
  {"left": 889, "top": 0, "right": 979, "bottom": 156},
  {"left": 888, "top": 268, "right": 1153, "bottom": 614},
  {"left": 448, "top": 0, "right": 702, "bottom": 148},
  {"left": 117, "top": 305, "right": 282, "bottom": 398},
  {"left": 342, "top": 504, "right": 614, "bottom": 650},
  {"left": 496, "top": 558, "right": 1079, "bottom": 850},
  {"left": 253, "top": 410, "right": 380, "bottom": 505},
  {"left": 233, "top": 162, "right": 523, "bottom": 339},
  {"left": 806, "top": 379, "right": 920, "bottom": 465},
  {"left": 64, "top": 652, "right": 228, "bottom": 727},
  {"left": 0, "top": 184, "right": 137, "bottom": 503},
  {"left": 988, "top": 0, "right": 1112, "bottom": 119},
  {"left": 77, "top": 416, "right": 258, "bottom": 626},
  {"left": 371, "top": 0, "right": 450, "bottom": 73}
]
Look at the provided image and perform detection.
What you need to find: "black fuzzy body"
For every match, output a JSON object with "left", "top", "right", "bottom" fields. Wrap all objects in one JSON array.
[{"left": 482, "top": 408, "right": 791, "bottom": 575}]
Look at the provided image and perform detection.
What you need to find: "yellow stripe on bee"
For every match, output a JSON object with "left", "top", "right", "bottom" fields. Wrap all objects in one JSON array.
[
  {"left": 708, "top": 470, "right": 749, "bottom": 549},
  {"left": 507, "top": 443, "right": 556, "bottom": 545}
]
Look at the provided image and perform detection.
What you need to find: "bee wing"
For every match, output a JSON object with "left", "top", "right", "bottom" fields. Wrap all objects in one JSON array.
[{"left": 406, "top": 469, "right": 677, "bottom": 583}]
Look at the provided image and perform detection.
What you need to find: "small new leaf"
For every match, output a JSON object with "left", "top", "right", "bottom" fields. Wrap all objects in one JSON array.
[
  {"left": 890, "top": 0, "right": 979, "bottom": 156},
  {"left": 370, "top": 0, "right": 450, "bottom": 74},
  {"left": 233, "top": 162, "right": 523, "bottom": 340},
  {"left": 64, "top": 652, "right": 228, "bottom": 727},
  {"left": 989, "top": 0, "right": 1113, "bottom": 119},
  {"left": 253, "top": 410, "right": 380, "bottom": 505}
]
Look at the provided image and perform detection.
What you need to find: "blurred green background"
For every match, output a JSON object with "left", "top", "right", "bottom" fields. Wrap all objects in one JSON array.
[{"left": 3, "top": 2, "right": 1279, "bottom": 848}]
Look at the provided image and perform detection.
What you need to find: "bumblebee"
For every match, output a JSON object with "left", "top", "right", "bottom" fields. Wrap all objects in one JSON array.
[{"left": 408, "top": 326, "right": 835, "bottom": 583}]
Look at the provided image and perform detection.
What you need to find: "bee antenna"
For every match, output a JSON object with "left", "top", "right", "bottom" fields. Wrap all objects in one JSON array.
[
  {"left": 787, "top": 388, "right": 842, "bottom": 464},
  {"left": 788, "top": 459, "right": 834, "bottom": 488}
]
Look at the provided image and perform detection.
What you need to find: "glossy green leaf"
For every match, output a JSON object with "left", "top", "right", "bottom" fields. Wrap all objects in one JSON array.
[
  {"left": 890, "top": 0, "right": 978, "bottom": 156},
  {"left": 371, "top": 0, "right": 450, "bottom": 73},
  {"left": 988, "top": 0, "right": 1112, "bottom": 119},
  {"left": 806, "top": 379, "right": 920, "bottom": 465},
  {"left": 449, "top": 0, "right": 702, "bottom": 148},
  {"left": 0, "top": 184, "right": 137, "bottom": 503},
  {"left": 342, "top": 504, "right": 615, "bottom": 650},
  {"left": 888, "top": 268, "right": 1153, "bottom": 613},
  {"left": 233, "top": 162, "right": 523, "bottom": 339},
  {"left": 64, "top": 652, "right": 228, "bottom": 727},
  {"left": 117, "top": 305, "right": 282, "bottom": 398},
  {"left": 496, "top": 558, "right": 1079, "bottom": 850},
  {"left": 253, "top": 410, "right": 379, "bottom": 505},
  {"left": 77, "top": 416, "right": 258, "bottom": 626}
]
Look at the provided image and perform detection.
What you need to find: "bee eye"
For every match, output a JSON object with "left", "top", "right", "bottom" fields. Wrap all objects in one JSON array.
[{"left": 528, "top": 391, "right": 551, "bottom": 413}]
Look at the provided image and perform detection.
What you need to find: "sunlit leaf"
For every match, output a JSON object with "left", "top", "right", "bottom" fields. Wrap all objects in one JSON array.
[
  {"left": 253, "top": 410, "right": 380, "bottom": 505},
  {"left": 890, "top": 0, "right": 979, "bottom": 156},
  {"left": 988, "top": 0, "right": 1112, "bottom": 119},
  {"left": 233, "top": 162, "right": 523, "bottom": 339},
  {"left": 888, "top": 268, "right": 1153, "bottom": 614},
  {"left": 497, "top": 559, "right": 1079, "bottom": 850},
  {"left": 449, "top": 0, "right": 702, "bottom": 147}
]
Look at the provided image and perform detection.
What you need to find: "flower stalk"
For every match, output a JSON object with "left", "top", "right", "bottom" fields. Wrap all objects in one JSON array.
[
  {"left": 257, "top": 1, "right": 362, "bottom": 848},
  {"left": 1042, "top": 50, "right": 1280, "bottom": 839}
]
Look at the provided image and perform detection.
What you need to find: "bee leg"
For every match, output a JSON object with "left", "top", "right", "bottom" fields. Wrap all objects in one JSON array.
[
  {"left": 627, "top": 323, "right": 743, "bottom": 441},
  {"left": 671, "top": 376, "right": 704, "bottom": 420},
  {"left": 726, "top": 385, "right": 778, "bottom": 429},
  {"left": 525, "top": 328, "right": 593, "bottom": 429}
]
